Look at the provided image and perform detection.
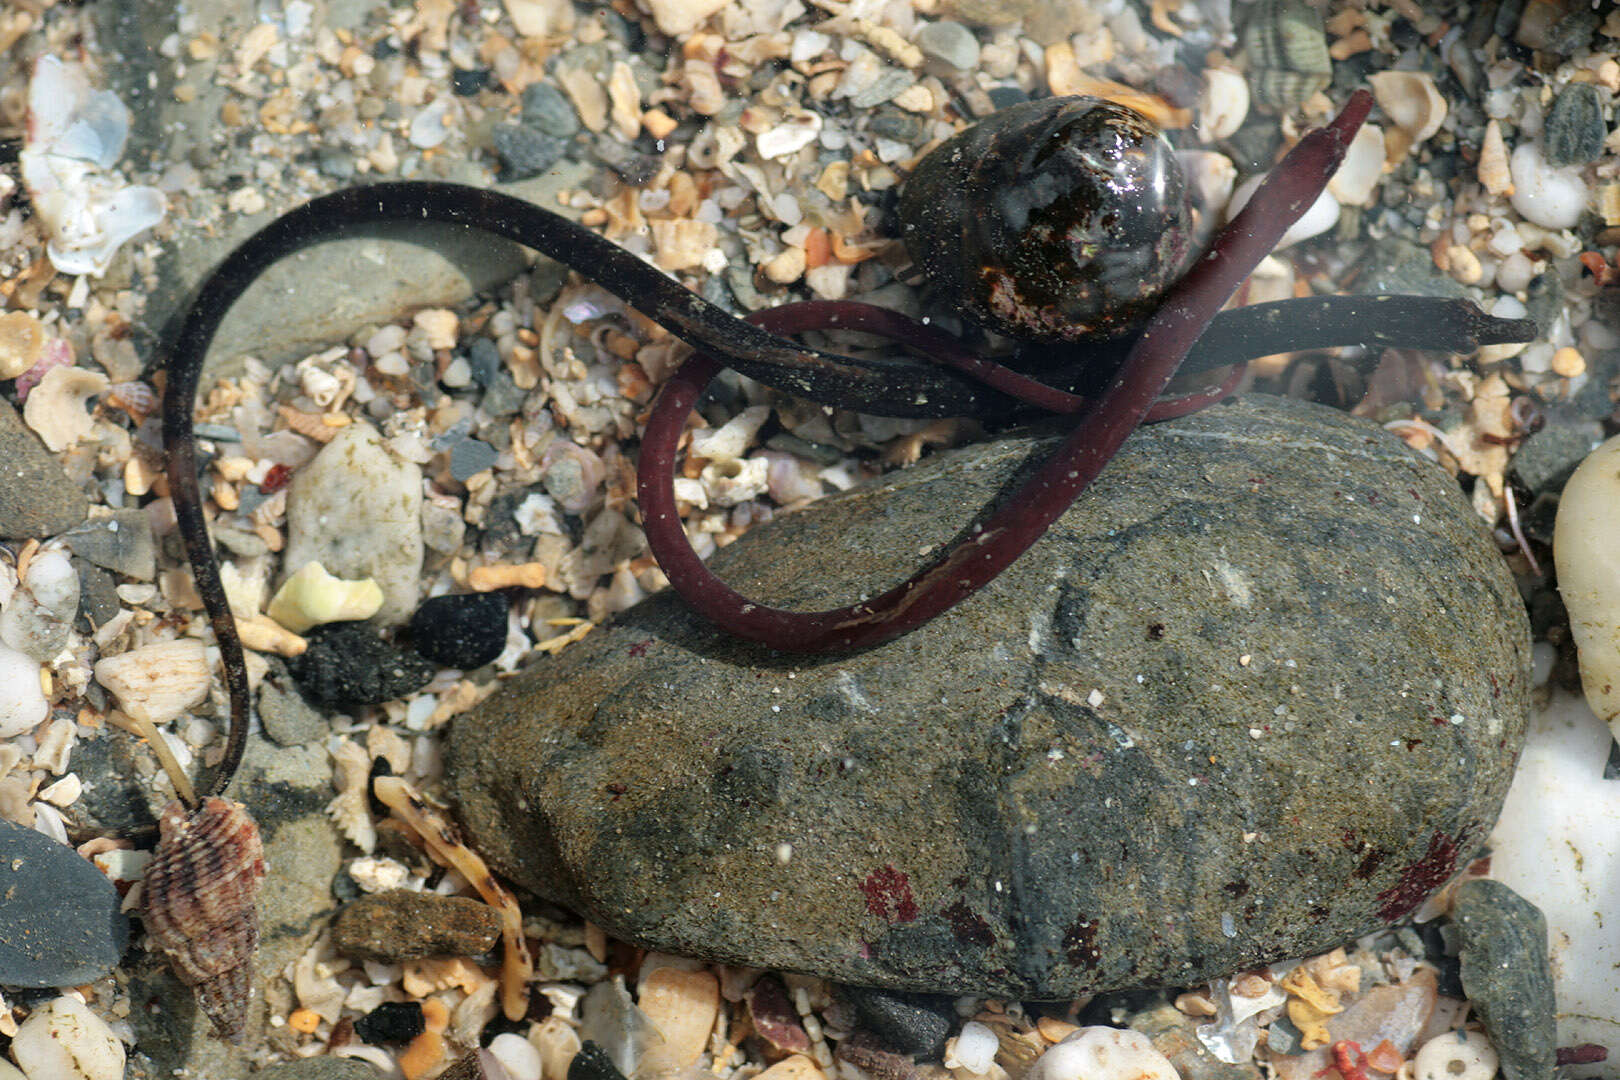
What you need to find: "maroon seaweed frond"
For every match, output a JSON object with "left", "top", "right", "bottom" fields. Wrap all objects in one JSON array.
[{"left": 637, "top": 90, "right": 1375, "bottom": 653}]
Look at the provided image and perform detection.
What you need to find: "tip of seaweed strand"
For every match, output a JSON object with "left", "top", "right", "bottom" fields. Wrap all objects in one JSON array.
[{"left": 1331, "top": 89, "right": 1375, "bottom": 142}]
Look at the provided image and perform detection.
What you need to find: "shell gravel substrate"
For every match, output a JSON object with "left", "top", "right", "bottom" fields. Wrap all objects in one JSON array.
[
  {"left": 142, "top": 797, "right": 266, "bottom": 1041},
  {"left": 446, "top": 395, "right": 1531, "bottom": 999}
]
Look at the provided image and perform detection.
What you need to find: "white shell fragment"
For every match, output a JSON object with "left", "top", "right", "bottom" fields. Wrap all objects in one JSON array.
[
  {"left": 93, "top": 638, "right": 212, "bottom": 725},
  {"left": 1197, "top": 68, "right": 1249, "bottom": 142},
  {"left": 1554, "top": 432, "right": 1620, "bottom": 733},
  {"left": 21, "top": 365, "right": 110, "bottom": 453},
  {"left": 10, "top": 994, "right": 126, "bottom": 1080},
  {"left": 19, "top": 57, "right": 166, "bottom": 277},
  {"left": 0, "top": 642, "right": 48, "bottom": 738},
  {"left": 1228, "top": 175, "right": 1339, "bottom": 249},
  {"left": 267, "top": 561, "right": 385, "bottom": 634},
  {"left": 1369, "top": 71, "right": 1448, "bottom": 144},
  {"left": 1026, "top": 1028, "right": 1180, "bottom": 1080},
  {"left": 1328, "top": 123, "right": 1385, "bottom": 207},
  {"left": 944, "top": 1021, "right": 1000, "bottom": 1074},
  {"left": 1411, "top": 1031, "right": 1498, "bottom": 1080},
  {"left": 1509, "top": 142, "right": 1588, "bottom": 230},
  {"left": 636, "top": 966, "right": 720, "bottom": 1074}
]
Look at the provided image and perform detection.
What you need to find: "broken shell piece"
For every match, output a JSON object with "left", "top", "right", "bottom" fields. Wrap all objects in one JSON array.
[
  {"left": 1026, "top": 1028, "right": 1178, "bottom": 1080},
  {"left": 638, "top": 966, "right": 720, "bottom": 1073},
  {"left": 1227, "top": 174, "right": 1339, "bottom": 248},
  {"left": 1197, "top": 68, "right": 1249, "bottom": 142},
  {"left": 0, "top": 312, "right": 46, "bottom": 380},
  {"left": 1411, "top": 1031, "right": 1497, "bottom": 1080},
  {"left": 1369, "top": 70, "right": 1447, "bottom": 144},
  {"left": 1327, "top": 122, "right": 1385, "bottom": 206},
  {"left": 93, "top": 638, "right": 211, "bottom": 725},
  {"left": 142, "top": 797, "right": 266, "bottom": 1042},
  {"left": 266, "top": 561, "right": 384, "bottom": 634},
  {"left": 757, "top": 111, "right": 823, "bottom": 160},
  {"left": 1555, "top": 431, "right": 1620, "bottom": 735},
  {"left": 0, "top": 643, "right": 48, "bottom": 738},
  {"left": 20, "top": 57, "right": 167, "bottom": 277},
  {"left": 21, "top": 364, "right": 110, "bottom": 452}
]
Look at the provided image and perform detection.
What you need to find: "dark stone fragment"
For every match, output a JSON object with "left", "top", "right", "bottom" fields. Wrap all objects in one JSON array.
[
  {"left": 522, "top": 82, "right": 581, "bottom": 138},
  {"left": 0, "top": 817, "right": 129, "bottom": 987},
  {"left": 74, "top": 559, "right": 122, "bottom": 629},
  {"left": 1545, "top": 83, "right": 1607, "bottom": 167},
  {"left": 355, "top": 1000, "right": 426, "bottom": 1044},
  {"left": 449, "top": 437, "right": 499, "bottom": 482},
  {"left": 60, "top": 507, "right": 158, "bottom": 580},
  {"left": 258, "top": 658, "right": 329, "bottom": 746},
  {"left": 835, "top": 1031, "right": 943, "bottom": 1080},
  {"left": 467, "top": 337, "right": 502, "bottom": 388},
  {"left": 333, "top": 888, "right": 502, "bottom": 962},
  {"left": 1545, "top": 9, "right": 1600, "bottom": 55},
  {"left": 868, "top": 105, "right": 926, "bottom": 143},
  {"left": 446, "top": 396, "right": 1530, "bottom": 999},
  {"left": 493, "top": 122, "right": 567, "bottom": 179},
  {"left": 591, "top": 137, "right": 661, "bottom": 185},
  {"left": 409, "top": 592, "right": 509, "bottom": 670},
  {"left": 1128, "top": 1001, "right": 1263, "bottom": 1080},
  {"left": 291, "top": 622, "right": 435, "bottom": 708},
  {"left": 1510, "top": 413, "right": 1604, "bottom": 494},
  {"left": 1454, "top": 879, "right": 1556, "bottom": 1080},
  {"left": 452, "top": 66, "right": 490, "bottom": 95},
  {"left": 481, "top": 368, "right": 527, "bottom": 419},
  {"left": 840, "top": 985, "right": 952, "bottom": 1059},
  {"left": 0, "top": 398, "right": 88, "bottom": 540},
  {"left": 570, "top": 1041, "right": 631, "bottom": 1080},
  {"left": 985, "top": 85, "right": 1029, "bottom": 110}
]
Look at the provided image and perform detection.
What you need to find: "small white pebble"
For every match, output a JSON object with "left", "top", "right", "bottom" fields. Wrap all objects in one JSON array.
[
  {"left": 1412, "top": 1031, "right": 1497, "bottom": 1080},
  {"left": 944, "top": 1021, "right": 999, "bottom": 1074},
  {"left": 0, "top": 644, "right": 49, "bottom": 737},
  {"left": 1510, "top": 142, "right": 1588, "bottom": 230},
  {"left": 11, "top": 995, "right": 125, "bottom": 1080},
  {"left": 490, "top": 1032, "right": 544, "bottom": 1080},
  {"left": 1026, "top": 1027, "right": 1179, "bottom": 1080}
]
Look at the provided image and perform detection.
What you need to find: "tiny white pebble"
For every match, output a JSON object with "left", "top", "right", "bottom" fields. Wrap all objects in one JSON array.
[{"left": 489, "top": 1032, "right": 543, "bottom": 1080}]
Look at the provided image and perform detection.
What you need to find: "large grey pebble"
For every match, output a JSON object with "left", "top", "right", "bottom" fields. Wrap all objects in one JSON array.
[
  {"left": 0, "top": 399, "right": 87, "bottom": 540},
  {"left": 0, "top": 818, "right": 128, "bottom": 987},
  {"left": 447, "top": 396, "right": 1530, "bottom": 999},
  {"left": 282, "top": 422, "right": 423, "bottom": 627},
  {"left": 916, "top": 21, "right": 980, "bottom": 70},
  {"left": 61, "top": 508, "right": 158, "bottom": 580},
  {"left": 1454, "top": 879, "right": 1556, "bottom": 1080}
]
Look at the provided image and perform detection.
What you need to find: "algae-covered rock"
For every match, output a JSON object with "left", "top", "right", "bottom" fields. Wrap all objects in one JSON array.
[{"left": 446, "top": 395, "right": 1530, "bottom": 998}]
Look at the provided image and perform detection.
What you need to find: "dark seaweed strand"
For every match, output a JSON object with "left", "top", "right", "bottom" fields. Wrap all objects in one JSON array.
[{"left": 637, "top": 90, "right": 1375, "bottom": 654}]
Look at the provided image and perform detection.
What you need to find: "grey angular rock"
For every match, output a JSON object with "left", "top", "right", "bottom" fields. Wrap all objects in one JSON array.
[
  {"left": 258, "top": 659, "right": 330, "bottom": 747},
  {"left": 446, "top": 396, "right": 1531, "bottom": 999},
  {"left": 0, "top": 818, "right": 129, "bottom": 987},
  {"left": 1454, "top": 879, "right": 1556, "bottom": 1080},
  {"left": 0, "top": 399, "right": 88, "bottom": 540},
  {"left": 61, "top": 508, "right": 158, "bottom": 581}
]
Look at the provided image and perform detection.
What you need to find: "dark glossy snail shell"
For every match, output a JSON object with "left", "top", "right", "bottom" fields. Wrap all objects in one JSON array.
[{"left": 900, "top": 96, "right": 1196, "bottom": 343}]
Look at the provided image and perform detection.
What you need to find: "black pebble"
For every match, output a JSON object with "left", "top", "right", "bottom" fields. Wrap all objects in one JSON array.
[
  {"left": 569, "top": 1041, "right": 630, "bottom": 1080},
  {"left": 452, "top": 67, "right": 491, "bottom": 96},
  {"left": 290, "top": 622, "right": 435, "bottom": 708},
  {"left": 986, "top": 86, "right": 1029, "bottom": 110},
  {"left": 492, "top": 123, "right": 566, "bottom": 180},
  {"left": 355, "top": 1000, "right": 425, "bottom": 1044},
  {"left": 838, "top": 985, "right": 953, "bottom": 1059},
  {"left": 409, "top": 593, "right": 509, "bottom": 670}
]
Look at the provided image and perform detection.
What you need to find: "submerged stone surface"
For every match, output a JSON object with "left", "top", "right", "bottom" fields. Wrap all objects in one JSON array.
[{"left": 446, "top": 396, "right": 1531, "bottom": 998}]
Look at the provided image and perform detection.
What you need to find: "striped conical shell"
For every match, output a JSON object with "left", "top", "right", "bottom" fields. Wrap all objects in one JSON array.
[{"left": 142, "top": 797, "right": 265, "bottom": 1041}]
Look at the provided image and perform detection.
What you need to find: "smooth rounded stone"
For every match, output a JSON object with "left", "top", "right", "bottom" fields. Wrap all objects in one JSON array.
[
  {"left": 60, "top": 507, "right": 158, "bottom": 580},
  {"left": 0, "top": 399, "right": 88, "bottom": 540},
  {"left": 290, "top": 622, "right": 436, "bottom": 709},
  {"left": 409, "top": 592, "right": 509, "bottom": 670},
  {"left": 493, "top": 123, "right": 568, "bottom": 180},
  {"left": 282, "top": 422, "right": 423, "bottom": 627},
  {"left": 0, "top": 818, "right": 129, "bottom": 987},
  {"left": 446, "top": 396, "right": 1531, "bottom": 999},
  {"left": 839, "top": 986, "right": 952, "bottom": 1058},
  {"left": 11, "top": 995, "right": 125, "bottom": 1080},
  {"left": 1453, "top": 879, "right": 1555, "bottom": 1080},
  {"left": 332, "top": 888, "right": 502, "bottom": 962},
  {"left": 916, "top": 20, "right": 980, "bottom": 70}
]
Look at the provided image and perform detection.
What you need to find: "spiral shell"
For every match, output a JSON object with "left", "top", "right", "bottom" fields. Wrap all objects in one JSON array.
[
  {"left": 899, "top": 96, "right": 1195, "bottom": 343},
  {"left": 142, "top": 797, "right": 266, "bottom": 1042},
  {"left": 1242, "top": 0, "right": 1332, "bottom": 110}
]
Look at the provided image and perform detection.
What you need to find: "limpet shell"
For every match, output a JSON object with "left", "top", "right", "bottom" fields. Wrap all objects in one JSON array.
[
  {"left": 1242, "top": 0, "right": 1332, "bottom": 110},
  {"left": 1368, "top": 70, "right": 1448, "bottom": 144},
  {"left": 142, "top": 797, "right": 266, "bottom": 1041}
]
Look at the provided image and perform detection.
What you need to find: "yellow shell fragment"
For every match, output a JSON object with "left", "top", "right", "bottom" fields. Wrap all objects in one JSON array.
[
  {"left": 1555, "top": 432, "right": 1620, "bottom": 734},
  {"left": 267, "top": 561, "right": 385, "bottom": 634}
]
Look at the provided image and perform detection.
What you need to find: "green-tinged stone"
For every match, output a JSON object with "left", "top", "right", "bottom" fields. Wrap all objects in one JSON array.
[
  {"left": 1454, "top": 879, "right": 1556, "bottom": 1080},
  {"left": 446, "top": 396, "right": 1531, "bottom": 998}
]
